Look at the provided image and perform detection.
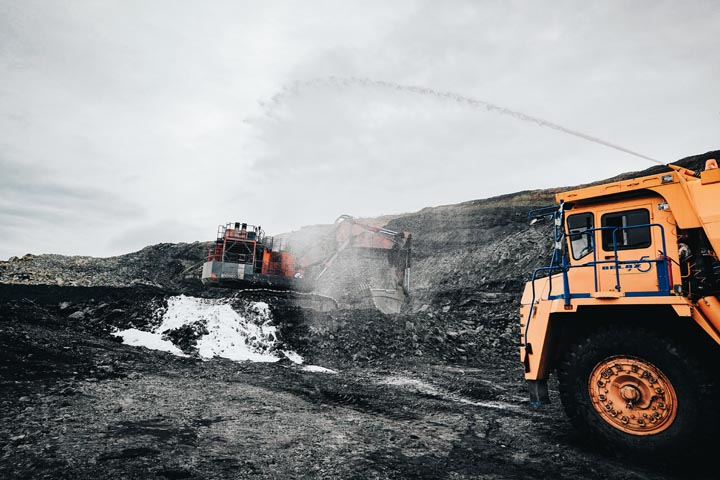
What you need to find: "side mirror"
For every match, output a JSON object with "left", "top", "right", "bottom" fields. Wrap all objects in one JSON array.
[{"left": 528, "top": 205, "right": 559, "bottom": 226}]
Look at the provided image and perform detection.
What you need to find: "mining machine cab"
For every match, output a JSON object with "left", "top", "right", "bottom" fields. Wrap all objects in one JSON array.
[
  {"left": 202, "top": 222, "right": 298, "bottom": 290},
  {"left": 519, "top": 159, "right": 720, "bottom": 455},
  {"left": 201, "top": 217, "right": 412, "bottom": 314}
]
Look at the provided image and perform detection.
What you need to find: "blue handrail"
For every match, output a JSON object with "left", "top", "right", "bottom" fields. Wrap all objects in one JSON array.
[
  {"left": 523, "top": 221, "right": 671, "bottom": 346},
  {"left": 523, "top": 203, "right": 565, "bottom": 346}
]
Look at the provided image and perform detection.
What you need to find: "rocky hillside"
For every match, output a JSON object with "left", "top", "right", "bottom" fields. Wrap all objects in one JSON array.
[
  {"left": 0, "top": 242, "right": 210, "bottom": 290},
  {"left": 2, "top": 150, "right": 717, "bottom": 314}
]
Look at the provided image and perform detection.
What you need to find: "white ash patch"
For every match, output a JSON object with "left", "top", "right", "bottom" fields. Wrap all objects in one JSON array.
[
  {"left": 113, "top": 295, "right": 295, "bottom": 363},
  {"left": 302, "top": 365, "right": 338, "bottom": 374},
  {"left": 112, "top": 328, "right": 187, "bottom": 357}
]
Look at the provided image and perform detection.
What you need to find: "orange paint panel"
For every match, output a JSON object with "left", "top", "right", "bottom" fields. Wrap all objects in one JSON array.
[
  {"left": 701, "top": 168, "right": 720, "bottom": 185},
  {"left": 688, "top": 180, "right": 720, "bottom": 253},
  {"left": 279, "top": 252, "right": 297, "bottom": 277},
  {"left": 261, "top": 250, "right": 271, "bottom": 275},
  {"left": 520, "top": 277, "right": 557, "bottom": 380}
]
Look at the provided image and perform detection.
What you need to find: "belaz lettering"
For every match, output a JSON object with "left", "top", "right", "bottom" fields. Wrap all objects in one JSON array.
[{"left": 601, "top": 256, "right": 652, "bottom": 273}]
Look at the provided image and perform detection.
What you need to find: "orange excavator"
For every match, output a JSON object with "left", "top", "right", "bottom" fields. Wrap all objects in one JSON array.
[{"left": 201, "top": 215, "right": 411, "bottom": 314}]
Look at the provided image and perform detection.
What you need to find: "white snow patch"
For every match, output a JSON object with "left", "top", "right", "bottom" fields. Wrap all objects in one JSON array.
[
  {"left": 283, "top": 350, "right": 304, "bottom": 364},
  {"left": 113, "top": 295, "right": 299, "bottom": 363},
  {"left": 379, "top": 375, "right": 528, "bottom": 413},
  {"left": 380, "top": 376, "right": 441, "bottom": 395},
  {"left": 253, "top": 301, "right": 271, "bottom": 317},
  {"left": 302, "top": 365, "right": 337, "bottom": 374},
  {"left": 112, "top": 328, "right": 187, "bottom": 357}
]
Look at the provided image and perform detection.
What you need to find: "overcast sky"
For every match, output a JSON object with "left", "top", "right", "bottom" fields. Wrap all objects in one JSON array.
[{"left": 1, "top": 0, "right": 718, "bottom": 258}]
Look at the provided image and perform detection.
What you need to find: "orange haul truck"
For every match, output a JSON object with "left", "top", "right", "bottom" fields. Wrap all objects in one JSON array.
[{"left": 520, "top": 158, "right": 720, "bottom": 455}]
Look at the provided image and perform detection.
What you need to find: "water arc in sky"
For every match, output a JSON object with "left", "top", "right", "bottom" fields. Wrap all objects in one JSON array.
[{"left": 267, "top": 76, "right": 664, "bottom": 166}]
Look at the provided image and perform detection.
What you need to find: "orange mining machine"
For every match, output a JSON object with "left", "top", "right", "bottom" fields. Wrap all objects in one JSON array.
[
  {"left": 520, "top": 157, "right": 720, "bottom": 455},
  {"left": 201, "top": 215, "right": 412, "bottom": 314}
]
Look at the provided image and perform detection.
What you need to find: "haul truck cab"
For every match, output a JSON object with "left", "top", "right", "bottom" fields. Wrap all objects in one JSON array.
[{"left": 520, "top": 160, "right": 720, "bottom": 456}]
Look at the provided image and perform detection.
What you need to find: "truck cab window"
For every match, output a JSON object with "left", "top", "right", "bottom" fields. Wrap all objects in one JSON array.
[
  {"left": 601, "top": 209, "right": 651, "bottom": 251},
  {"left": 567, "top": 213, "right": 594, "bottom": 260}
]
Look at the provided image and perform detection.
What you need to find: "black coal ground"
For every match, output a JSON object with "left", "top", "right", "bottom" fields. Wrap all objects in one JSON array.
[{"left": 0, "top": 285, "right": 710, "bottom": 479}]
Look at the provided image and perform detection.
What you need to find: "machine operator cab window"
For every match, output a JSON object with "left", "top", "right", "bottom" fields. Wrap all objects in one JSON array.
[
  {"left": 600, "top": 209, "right": 651, "bottom": 251},
  {"left": 567, "top": 212, "right": 594, "bottom": 260},
  {"left": 567, "top": 209, "right": 653, "bottom": 261}
]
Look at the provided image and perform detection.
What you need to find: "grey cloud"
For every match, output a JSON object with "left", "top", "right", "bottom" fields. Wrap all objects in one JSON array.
[
  {"left": 0, "top": 157, "right": 141, "bottom": 218},
  {"left": 107, "top": 219, "right": 209, "bottom": 254},
  {"left": 1, "top": 0, "right": 718, "bottom": 258},
  {"left": 0, "top": 155, "right": 144, "bottom": 257}
]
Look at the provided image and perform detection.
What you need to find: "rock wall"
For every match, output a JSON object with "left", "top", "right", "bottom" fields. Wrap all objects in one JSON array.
[{"left": 3, "top": 150, "right": 717, "bottom": 313}]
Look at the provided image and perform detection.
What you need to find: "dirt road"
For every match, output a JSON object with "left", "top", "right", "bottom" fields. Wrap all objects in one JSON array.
[{"left": 1, "top": 299, "right": 705, "bottom": 480}]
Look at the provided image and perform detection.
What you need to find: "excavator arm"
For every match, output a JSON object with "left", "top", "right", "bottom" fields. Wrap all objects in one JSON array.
[{"left": 297, "top": 215, "right": 412, "bottom": 313}]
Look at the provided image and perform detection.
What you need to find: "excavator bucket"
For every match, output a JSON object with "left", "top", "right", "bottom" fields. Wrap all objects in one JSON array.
[{"left": 369, "top": 288, "right": 406, "bottom": 315}]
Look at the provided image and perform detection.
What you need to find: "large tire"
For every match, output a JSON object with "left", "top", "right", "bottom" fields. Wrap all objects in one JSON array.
[{"left": 558, "top": 326, "right": 717, "bottom": 457}]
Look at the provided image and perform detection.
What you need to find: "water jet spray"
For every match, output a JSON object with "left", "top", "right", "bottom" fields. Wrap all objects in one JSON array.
[{"left": 266, "top": 76, "right": 664, "bottom": 166}]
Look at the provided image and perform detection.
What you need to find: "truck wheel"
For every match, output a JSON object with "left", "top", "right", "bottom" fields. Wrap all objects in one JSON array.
[{"left": 557, "top": 327, "right": 717, "bottom": 456}]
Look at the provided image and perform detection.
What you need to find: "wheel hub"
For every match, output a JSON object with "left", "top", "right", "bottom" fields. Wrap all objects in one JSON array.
[
  {"left": 588, "top": 355, "right": 677, "bottom": 435},
  {"left": 619, "top": 385, "right": 641, "bottom": 403}
]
